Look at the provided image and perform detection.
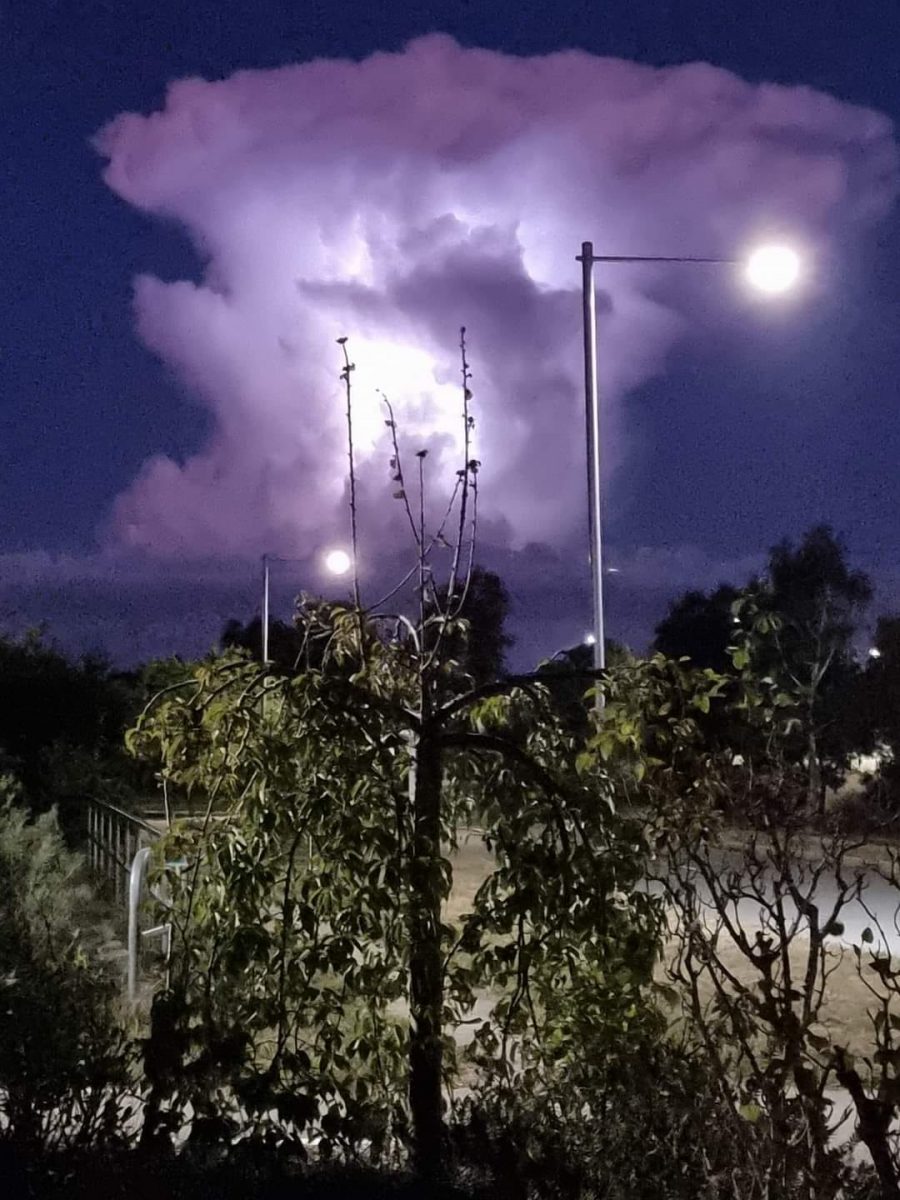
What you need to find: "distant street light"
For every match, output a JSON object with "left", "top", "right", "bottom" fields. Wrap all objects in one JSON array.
[
  {"left": 745, "top": 244, "right": 801, "bottom": 294},
  {"left": 324, "top": 548, "right": 352, "bottom": 576},
  {"left": 577, "top": 239, "right": 801, "bottom": 699},
  {"left": 261, "top": 548, "right": 354, "bottom": 664},
  {"left": 868, "top": 646, "right": 882, "bottom": 660}
]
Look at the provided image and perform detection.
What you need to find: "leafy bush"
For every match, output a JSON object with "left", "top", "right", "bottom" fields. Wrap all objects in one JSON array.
[
  {"left": 126, "top": 624, "right": 670, "bottom": 1166},
  {"left": 454, "top": 1035, "right": 881, "bottom": 1200},
  {"left": 23, "top": 1147, "right": 483, "bottom": 1200},
  {"left": 0, "top": 795, "right": 135, "bottom": 1158}
]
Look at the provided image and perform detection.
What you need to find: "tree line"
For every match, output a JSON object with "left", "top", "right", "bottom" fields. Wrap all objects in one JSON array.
[
  {"left": 0, "top": 524, "right": 897, "bottom": 830},
  {"left": 651, "top": 523, "right": 899, "bottom": 821}
]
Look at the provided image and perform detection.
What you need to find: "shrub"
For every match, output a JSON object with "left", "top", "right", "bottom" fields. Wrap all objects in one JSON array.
[
  {"left": 0, "top": 794, "right": 135, "bottom": 1159},
  {"left": 453, "top": 1036, "right": 879, "bottom": 1200}
]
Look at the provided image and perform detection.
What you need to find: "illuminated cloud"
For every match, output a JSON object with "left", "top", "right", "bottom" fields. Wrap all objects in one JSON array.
[{"left": 94, "top": 34, "right": 897, "bottom": 572}]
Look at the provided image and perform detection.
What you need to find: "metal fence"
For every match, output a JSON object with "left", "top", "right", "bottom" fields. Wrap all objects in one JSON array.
[{"left": 84, "top": 797, "right": 161, "bottom": 906}]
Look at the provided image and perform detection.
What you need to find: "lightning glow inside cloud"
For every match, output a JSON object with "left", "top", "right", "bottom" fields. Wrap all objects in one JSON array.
[{"left": 94, "top": 35, "right": 898, "bottom": 573}]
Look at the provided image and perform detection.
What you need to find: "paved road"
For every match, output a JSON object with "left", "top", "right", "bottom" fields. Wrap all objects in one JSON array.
[{"left": 670, "top": 844, "right": 900, "bottom": 955}]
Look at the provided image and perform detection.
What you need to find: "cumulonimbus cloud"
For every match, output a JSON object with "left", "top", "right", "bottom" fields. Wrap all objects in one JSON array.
[{"left": 94, "top": 34, "right": 898, "bottom": 570}]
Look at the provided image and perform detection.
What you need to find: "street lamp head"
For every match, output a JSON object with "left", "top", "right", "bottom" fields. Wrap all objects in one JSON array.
[
  {"left": 324, "top": 548, "right": 352, "bottom": 576},
  {"left": 745, "top": 244, "right": 801, "bottom": 295}
]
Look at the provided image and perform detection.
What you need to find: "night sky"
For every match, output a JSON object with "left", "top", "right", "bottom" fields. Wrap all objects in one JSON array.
[{"left": 2, "top": 1, "right": 900, "bottom": 667}]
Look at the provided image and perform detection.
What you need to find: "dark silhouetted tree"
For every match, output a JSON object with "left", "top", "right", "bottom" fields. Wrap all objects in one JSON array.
[
  {"left": 655, "top": 527, "right": 873, "bottom": 814},
  {"left": 427, "top": 565, "right": 513, "bottom": 686},
  {"left": 653, "top": 585, "right": 740, "bottom": 673},
  {"left": 0, "top": 633, "right": 142, "bottom": 816},
  {"left": 537, "top": 639, "right": 628, "bottom": 737},
  {"left": 862, "top": 614, "right": 900, "bottom": 806},
  {"left": 222, "top": 614, "right": 301, "bottom": 673},
  {"left": 733, "top": 526, "right": 871, "bottom": 814}
]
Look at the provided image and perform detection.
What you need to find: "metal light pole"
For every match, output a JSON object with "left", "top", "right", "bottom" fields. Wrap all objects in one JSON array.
[
  {"left": 576, "top": 244, "right": 736, "bottom": 702},
  {"left": 261, "top": 553, "right": 270, "bottom": 665},
  {"left": 578, "top": 243, "right": 605, "bottom": 684},
  {"left": 259, "top": 549, "right": 353, "bottom": 668}
]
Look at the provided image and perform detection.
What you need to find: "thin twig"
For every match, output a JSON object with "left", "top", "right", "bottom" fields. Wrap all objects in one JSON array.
[
  {"left": 337, "top": 338, "right": 362, "bottom": 611},
  {"left": 445, "top": 326, "right": 473, "bottom": 610},
  {"left": 380, "top": 392, "right": 421, "bottom": 549}
]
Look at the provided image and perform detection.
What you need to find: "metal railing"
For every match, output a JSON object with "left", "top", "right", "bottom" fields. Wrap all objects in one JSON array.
[
  {"left": 84, "top": 797, "right": 161, "bottom": 906},
  {"left": 83, "top": 799, "right": 176, "bottom": 1003}
]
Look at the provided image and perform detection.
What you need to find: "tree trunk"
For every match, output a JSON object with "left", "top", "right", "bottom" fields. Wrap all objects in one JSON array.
[
  {"left": 407, "top": 730, "right": 445, "bottom": 1176},
  {"left": 834, "top": 1051, "right": 899, "bottom": 1198},
  {"left": 807, "top": 726, "right": 824, "bottom": 817}
]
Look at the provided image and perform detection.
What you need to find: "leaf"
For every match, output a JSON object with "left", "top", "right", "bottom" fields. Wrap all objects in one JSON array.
[
  {"left": 861, "top": 927, "right": 875, "bottom": 944},
  {"left": 598, "top": 735, "right": 615, "bottom": 761}
]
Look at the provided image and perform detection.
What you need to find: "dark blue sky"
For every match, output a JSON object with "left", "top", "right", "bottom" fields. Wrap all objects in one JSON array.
[{"left": 2, "top": 0, "right": 900, "bottom": 662}]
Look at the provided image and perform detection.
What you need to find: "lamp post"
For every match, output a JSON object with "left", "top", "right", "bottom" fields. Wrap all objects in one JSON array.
[
  {"left": 261, "top": 553, "right": 271, "bottom": 665},
  {"left": 576, "top": 240, "right": 800, "bottom": 698},
  {"left": 260, "top": 549, "right": 353, "bottom": 666}
]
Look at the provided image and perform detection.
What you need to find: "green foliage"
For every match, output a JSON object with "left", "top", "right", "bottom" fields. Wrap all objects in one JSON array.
[
  {"left": 535, "top": 639, "right": 629, "bottom": 740},
  {"left": 130, "top": 641, "right": 415, "bottom": 1155},
  {"left": 18, "top": 1148, "right": 483, "bottom": 1200},
  {"left": 653, "top": 526, "right": 875, "bottom": 818},
  {"left": 136, "top": 655, "right": 197, "bottom": 697},
  {"left": 126, "top": 604, "right": 664, "bottom": 1163},
  {"left": 585, "top": 650, "right": 730, "bottom": 826},
  {"left": 222, "top": 614, "right": 310, "bottom": 675},
  {"left": 449, "top": 680, "right": 664, "bottom": 1093},
  {"left": 0, "top": 800, "right": 134, "bottom": 1154},
  {"left": 453, "top": 1035, "right": 811, "bottom": 1200}
]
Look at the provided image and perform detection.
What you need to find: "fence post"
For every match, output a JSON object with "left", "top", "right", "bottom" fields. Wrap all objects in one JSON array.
[
  {"left": 84, "top": 799, "right": 162, "bottom": 915},
  {"left": 127, "top": 847, "right": 152, "bottom": 1004}
]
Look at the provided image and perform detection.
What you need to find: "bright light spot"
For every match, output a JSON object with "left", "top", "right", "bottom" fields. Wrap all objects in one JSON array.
[
  {"left": 324, "top": 548, "right": 352, "bottom": 576},
  {"left": 605, "top": 566, "right": 620, "bottom": 574},
  {"left": 584, "top": 632, "right": 597, "bottom": 646},
  {"left": 745, "top": 244, "right": 801, "bottom": 294},
  {"left": 869, "top": 646, "right": 882, "bottom": 659},
  {"left": 349, "top": 337, "right": 461, "bottom": 451}
]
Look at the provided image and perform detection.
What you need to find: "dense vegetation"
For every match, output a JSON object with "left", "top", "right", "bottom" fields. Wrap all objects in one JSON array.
[{"left": 1, "top": 332, "right": 899, "bottom": 1195}]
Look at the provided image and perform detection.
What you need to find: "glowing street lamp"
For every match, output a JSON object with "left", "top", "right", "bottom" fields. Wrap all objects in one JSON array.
[
  {"left": 323, "top": 548, "right": 352, "bottom": 576},
  {"left": 261, "top": 547, "right": 355, "bottom": 663},
  {"left": 577, "top": 239, "right": 802, "bottom": 697},
  {"left": 745, "top": 244, "right": 801, "bottom": 294}
]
